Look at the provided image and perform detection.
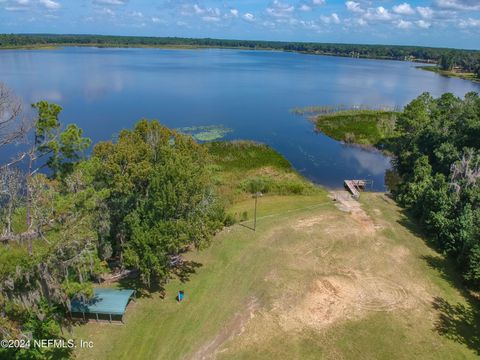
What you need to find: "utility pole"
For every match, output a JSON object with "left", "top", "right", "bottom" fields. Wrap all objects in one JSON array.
[{"left": 253, "top": 192, "right": 262, "bottom": 231}]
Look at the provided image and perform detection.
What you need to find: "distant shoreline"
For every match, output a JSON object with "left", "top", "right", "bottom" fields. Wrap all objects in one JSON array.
[
  {"left": 0, "top": 33, "right": 470, "bottom": 64},
  {"left": 0, "top": 43, "right": 443, "bottom": 68},
  {"left": 416, "top": 65, "right": 480, "bottom": 83},
  {"left": 1, "top": 35, "right": 478, "bottom": 84}
]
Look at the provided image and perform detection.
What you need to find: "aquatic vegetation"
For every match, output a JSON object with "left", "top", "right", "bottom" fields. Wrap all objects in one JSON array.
[
  {"left": 314, "top": 110, "right": 398, "bottom": 147},
  {"left": 293, "top": 105, "right": 399, "bottom": 149},
  {"left": 291, "top": 104, "right": 401, "bottom": 116},
  {"left": 177, "top": 125, "right": 233, "bottom": 141},
  {"left": 204, "top": 141, "right": 320, "bottom": 203}
]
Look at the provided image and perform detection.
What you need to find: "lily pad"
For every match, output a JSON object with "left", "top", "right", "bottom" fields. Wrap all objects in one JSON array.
[{"left": 177, "top": 125, "right": 233, "bottom": 142}]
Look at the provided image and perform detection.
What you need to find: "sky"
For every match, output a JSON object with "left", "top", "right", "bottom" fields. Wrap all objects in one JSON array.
[{"left": 0, "top": 0, "right": 479, "bottom": 49}]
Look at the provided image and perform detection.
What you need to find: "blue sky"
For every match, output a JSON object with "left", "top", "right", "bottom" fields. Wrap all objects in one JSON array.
[{"left": 1, "top": 0, "right": 479, "bottom": 49}]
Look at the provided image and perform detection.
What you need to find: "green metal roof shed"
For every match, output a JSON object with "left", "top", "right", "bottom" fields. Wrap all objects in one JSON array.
[{"left": 71, "top": 288, "right": 135, "bottom": 323}]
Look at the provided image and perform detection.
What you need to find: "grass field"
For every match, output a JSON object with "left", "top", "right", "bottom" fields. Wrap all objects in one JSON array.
[{"left": 73, "top": 191, "right": 480, "bottom": 359}]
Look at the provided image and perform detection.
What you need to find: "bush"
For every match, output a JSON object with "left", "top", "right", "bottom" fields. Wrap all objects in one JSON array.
[
  {"left": 223, "top": 213, "right": 237, "bottom": 227},
  {"left": 344, "top": 132, "right": 356, "bottom": 143}
]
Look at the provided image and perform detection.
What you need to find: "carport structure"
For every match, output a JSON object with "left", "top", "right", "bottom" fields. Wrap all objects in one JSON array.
[{"left": 71, "top": 288, "right": 135, "bottom": 323}]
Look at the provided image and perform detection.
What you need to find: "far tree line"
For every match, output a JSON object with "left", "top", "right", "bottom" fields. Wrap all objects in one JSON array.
[{"left": 1, "top": 34, "right": 480, "bottom": 76}]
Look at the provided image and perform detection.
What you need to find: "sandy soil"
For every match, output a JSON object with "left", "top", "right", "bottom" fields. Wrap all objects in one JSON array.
[{"left": 191, "top": 192, "right": 435, "bottom": 359}]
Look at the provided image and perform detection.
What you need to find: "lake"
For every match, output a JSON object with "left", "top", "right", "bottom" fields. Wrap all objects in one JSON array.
[{"left": 1, "top": 47, "right": 479, "bottom": 190}]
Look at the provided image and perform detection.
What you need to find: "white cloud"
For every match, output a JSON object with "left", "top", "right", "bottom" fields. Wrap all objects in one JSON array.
[
  {"left": 298, "top": 0, "right": 324, "bottom": 11},
  {"left": 151, "top": 17, "right": 163, "bottom": 23},
  {"left": 363, "top": 6, "right": 393, "bottom": 21},
  {"left": 416, "top": 6, "right": 433, "bottom": 19},
  {"left": 416, "top": 20, "right": 431, "bottom": 28},
  {"left": 434, "top": 0, "right": 480, "bottom": 11},
  {"left": 243, "top": 12, "right": 255, "bottom": 22},
  {"left": 130, "top": 11, "right": 142, "bottom": 17},
  {"left": 5, "top": 0, "right": 30, "bottom": 11},
  {"left": 320, "top": 12, "right": 340, "bottom": 24},
  {"left": 299, "top": 4, "right": 311, "bottom": 11},
  {"left": 266, "top": 0, "right": 295, "bottom": 18},
  {"left": 396, "top": 19, "right": 413, "bottom": 29},
  {"left": 93, "top": 0, "right": 125, "bottom": 5},
  {"left": 39, "top": 0, "right": 60, "bottom": 9},
  {"left": 345, "top": 1, "right": 364, "bottom": 13},
  {"left": 230, "top": 9, "right": 239, "bottom": 17},
  {"left": 459, "top": 17, "right": 480, "bottom": 28},
  {"left": 331, "top": 13, "right": 340, "bottom": 24},
  {"left": 202, "top": 16, "right": 221, "bottom": 22},
  {"left": 193, "top": 4, "right": 204, "bottom": 14},
  {"left": 187, "top": 4, "right": 222, "bottom": 22},
  {"left": 357, "top": 18, "right": 367, "bottom": 26},
  {"left": 392, "top": 3, "right": 415, "bottom": 15},
  {"left": 96, "top": 7, "right": 114, "bottom": 16}
]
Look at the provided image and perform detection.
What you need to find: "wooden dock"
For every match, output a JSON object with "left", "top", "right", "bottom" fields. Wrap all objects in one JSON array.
[{"left": 344, "top": 179, "right": 371, "bottom": 199}]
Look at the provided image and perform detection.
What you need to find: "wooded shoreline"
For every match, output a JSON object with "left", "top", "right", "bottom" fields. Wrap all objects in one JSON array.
[{"left": 1, "top": 33, "right": 478, "bottom": 66}]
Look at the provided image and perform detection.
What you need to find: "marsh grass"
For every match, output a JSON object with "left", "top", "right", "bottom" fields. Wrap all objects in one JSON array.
[
  {"left": 204, "top": 141, "right": 320, "bottom": 206},
  {"left": 176, "top": 125, "right": 233, "bottom": 142},
  {"left": 314, "top": 110, "right": 398, "bottom": 148}
]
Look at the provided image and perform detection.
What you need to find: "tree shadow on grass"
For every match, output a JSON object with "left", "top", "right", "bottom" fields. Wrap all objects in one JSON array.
[
  {"left": 117, "top": 276, "right": 165, "bottom": 298},
  {"left": 432, "top": 296, "right": 480, "bottom": 354},
  {"left": 115, "top": 261, "right": 203, "bottom": 298},
  {"left": 422, "top": 254, "right": 480, "bottom": 355},
  {"left": 396, "top": 208, "right": 480, "bottom": 355},
  {"left": 397, "top": 208, "right": 427, "bottom": 241},
  {"left": 172, "top": 260, "right": 203, "bottom": 283}
]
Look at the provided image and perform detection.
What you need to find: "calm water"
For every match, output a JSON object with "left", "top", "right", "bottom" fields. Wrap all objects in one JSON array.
[{"left": 1, "top": 47, "right": 479, "bottom": 190}]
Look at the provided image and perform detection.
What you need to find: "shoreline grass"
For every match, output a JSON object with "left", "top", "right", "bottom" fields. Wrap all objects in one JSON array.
[
  {"left": 313, "top": 109, "right": 398, "bottom": 150},
  {"left": 204, "top": 141, "right": 322, "bottom": 209}
]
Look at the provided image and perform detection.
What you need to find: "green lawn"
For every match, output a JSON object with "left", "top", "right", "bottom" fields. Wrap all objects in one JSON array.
[{"left": 73, "top": 193, "right": 480, "bottom": 359}]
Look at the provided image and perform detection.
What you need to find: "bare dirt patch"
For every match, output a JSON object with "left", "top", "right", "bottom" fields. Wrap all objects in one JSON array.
[
  {"left": 194, "top": 194, "right": 432, "bottom": 357},
  {"left": 331, "top": 191, "right": 377, "bottom": 234},
  {"left": 320, "top": 275, "right": 408, "bottom": 311},
  {"left": 292, "top": 214, "right": 336, "bottom": 230},
  {"left": 190, "top": 297, "right": 260, "bottom": 360},
  {"left": 278, "top": 272, "right": 408, "bottom": 332}
]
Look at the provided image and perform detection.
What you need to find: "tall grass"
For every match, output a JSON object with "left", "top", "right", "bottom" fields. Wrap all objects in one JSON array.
[
  {"left": 291, "top": 104, "right": 402, "bottom": 116},
  {"left": 312, "top": 109, "right": 398, "bottom": 147},
  {"left": 204, "top": 141, "right": 292, "bottom": 172},
  {"left": 204, "top": 141, "right": 320, "bottom": 203}
]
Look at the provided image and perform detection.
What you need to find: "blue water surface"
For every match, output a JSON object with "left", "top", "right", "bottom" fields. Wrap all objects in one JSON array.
[{"left": 1, "top": 47, "right": 479, "bottom": 190}]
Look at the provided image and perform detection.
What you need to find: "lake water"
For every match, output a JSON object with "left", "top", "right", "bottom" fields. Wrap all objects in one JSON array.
[{"left": 1, "top": 47, "right": 479, "bottom": 190}]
